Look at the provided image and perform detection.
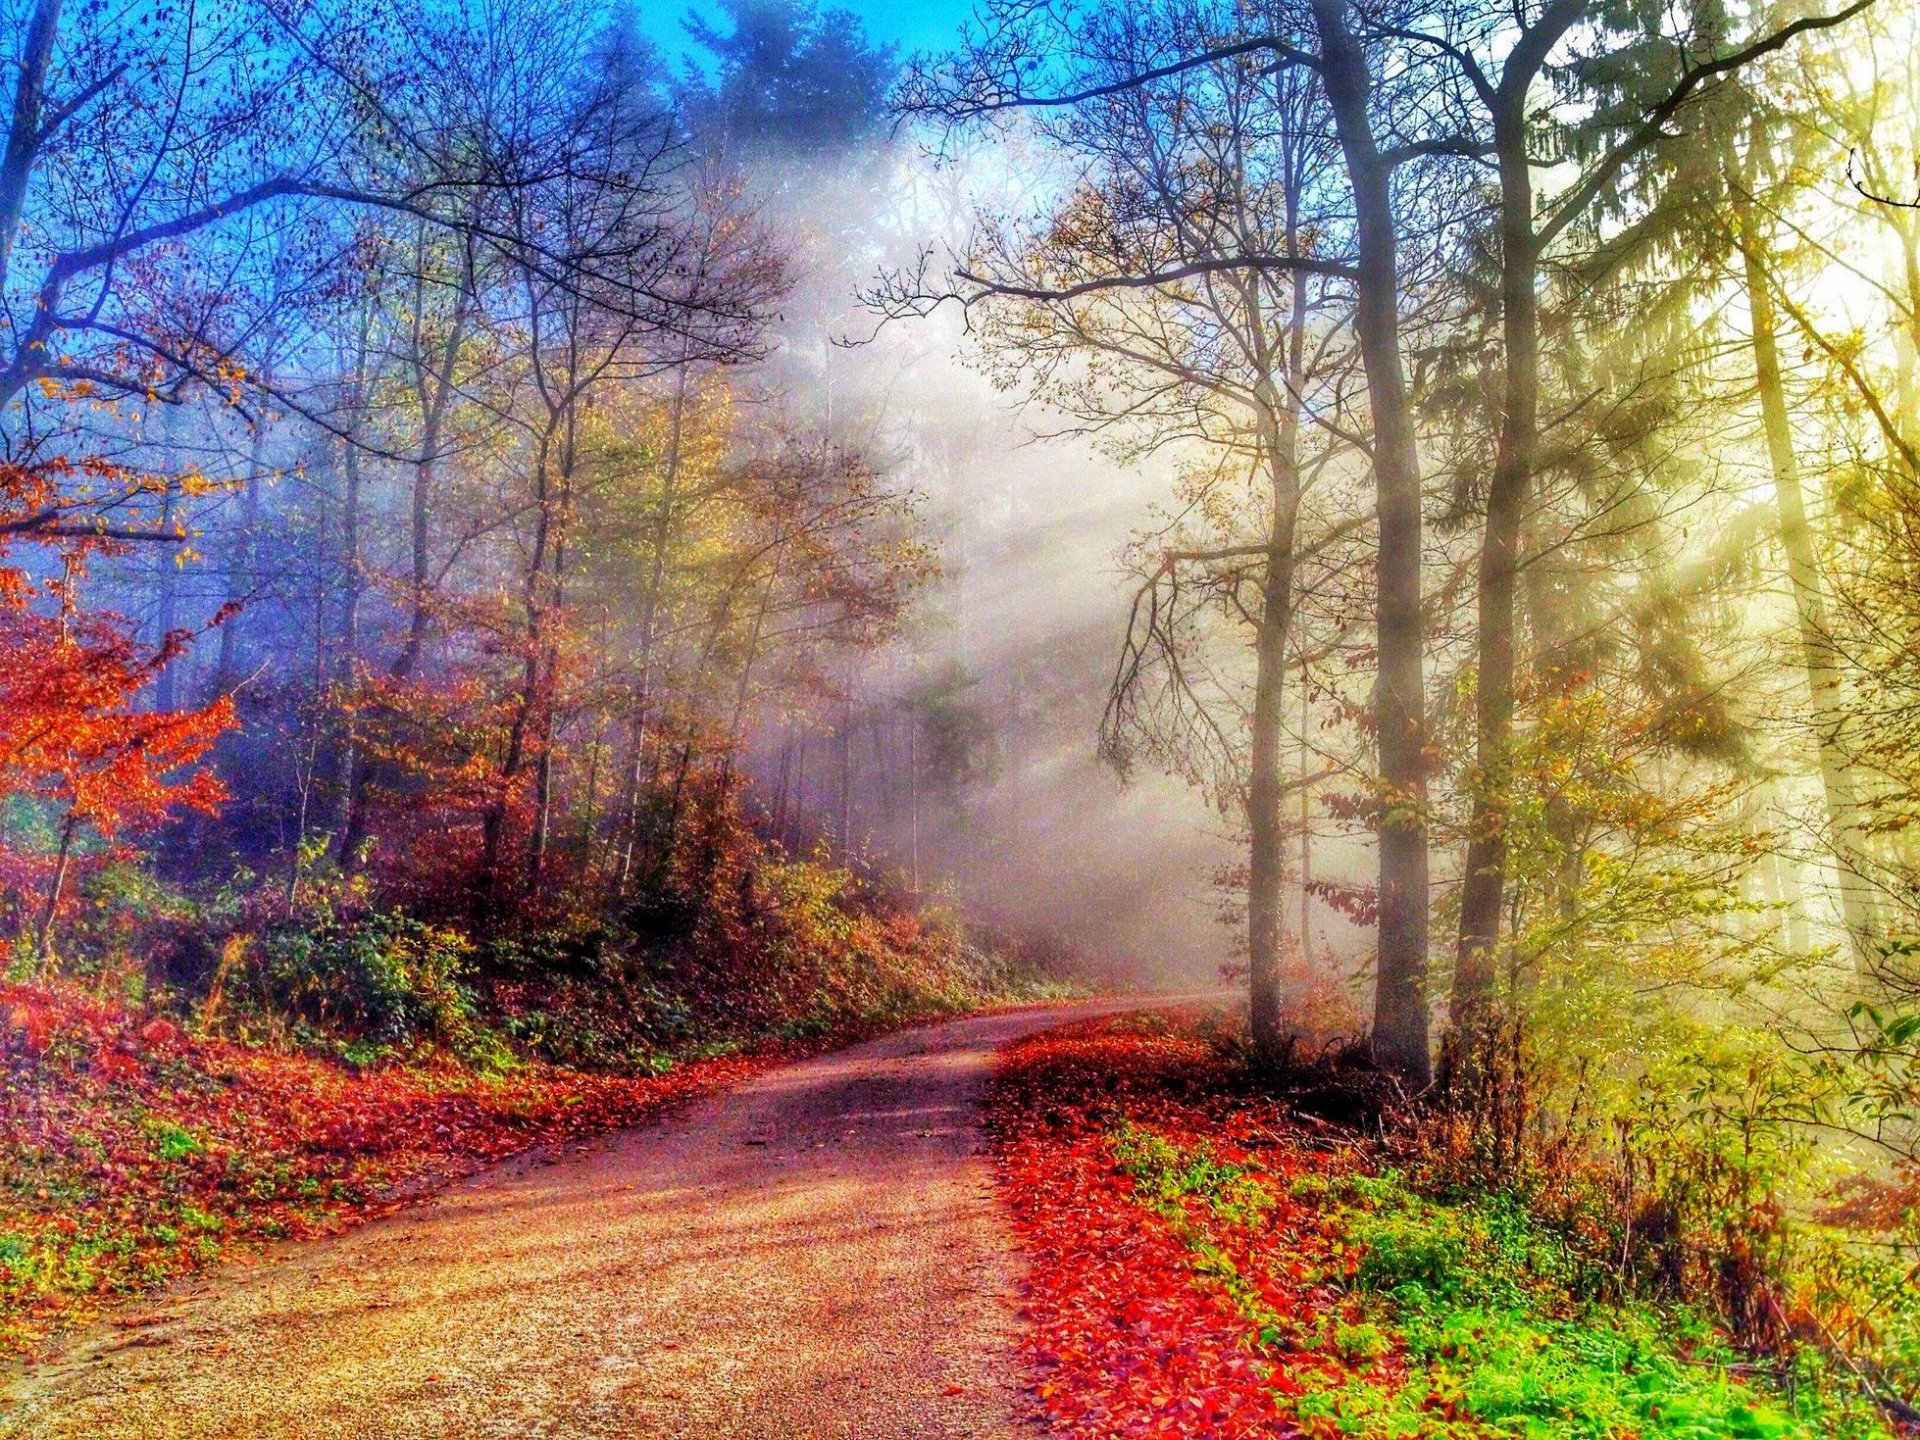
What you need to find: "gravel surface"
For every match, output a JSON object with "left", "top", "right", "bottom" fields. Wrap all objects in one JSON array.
[{"left": 0, "top": 1002, "right": 1150, "bottom": 1439}]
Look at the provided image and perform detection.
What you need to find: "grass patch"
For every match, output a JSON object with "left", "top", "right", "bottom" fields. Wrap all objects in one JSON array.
[
  {"left": 1309, "top": 1171, "right": 1896, "bottom": 1439},
  {"left": 1106, "top": 1123, "right": 1899, "bottom": 1439}
]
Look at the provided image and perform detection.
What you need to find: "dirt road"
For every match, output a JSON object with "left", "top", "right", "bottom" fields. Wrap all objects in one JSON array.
[{"left": 0, "top": 1002, "right": 1177, "bottom": 1439}]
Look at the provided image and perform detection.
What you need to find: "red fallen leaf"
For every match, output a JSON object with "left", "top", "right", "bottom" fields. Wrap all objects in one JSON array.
[
  {"left": 988, "top": 1018, "right": 1375, "bottom": 1439},
  {"left": 0, "top": 979, "right": 841, "bottom": 1356},
  {"left": 942, "top": 1384, "right": 965, "bottom": 1396}
]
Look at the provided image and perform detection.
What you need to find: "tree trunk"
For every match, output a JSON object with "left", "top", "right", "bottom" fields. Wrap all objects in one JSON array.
[
  {"left": 837, "top": 698, "right": 855, "bottom": 855},
  {"left": 1775, "top": 836, "right": 1811, "bottom": 955},
  {"left": 1310, "top": 0, "right": 1431, "bottom": 1085},
  {"left": 392, "top": 228, "right": 477, "bottom": 682},
  {"left": 286, "top": 730, "right": 320, "bottom": 914},
  {"left": 1299, "top": 672, "right": 1314, "bottom": 967},
  {"left": 529, "top": 395, "right": 579, "bottom": 888},
  {"left": 481, "top": 424, "right": 557, "bottom": 901},
  {"left": 153, "top": 484, "right": 180, "bottom": 713},
  {"left": 152, "top": 397, "right": 184, "bottom": 712},
  {"left": 783, "top": 736, "right": 807, "bottom": 849},
  {"left": 1453, "top": 86, "right": 1543, "bottom": 1054},
  {"left": 1248, "top": 538, "right": 1298, "bottom": 1054},
  {"left": 0, "top": 0, "right": 60, "bottom": 299},
  {"left": 34, "top": 810, "right": 77, "bottom": 970},
  {"left": 578, "top": 729, "right": 602, "bottom": 858},
  {"left": 614, "top": 360, "right": 694, "bottom": 900},
  {"left": 908, "top": 716, "right": 921, "bottom": 894},
  {"left": 1737, "top": 198, "right": 1879, "bottom": 970},
  {"left": 1246, "top": 262, "right": 1308, "bottom": 1058},
  {"left": 215, "top": 371, "right": 272, "bottom": 695},
  {"left": 334, "top": 424, "right": 363, "bottom": 847},
  {"left": 771, "top": 728, "right": 796, "bottom": 844},
  {"left": 333, "top": 311, "right": 372, "bottom": 865},
  {"left": 1894, "top": 215, "right": 1920, "bottom": 453},
  {"left": 724, "top": 570, "right": 777, "bottom": 764}
]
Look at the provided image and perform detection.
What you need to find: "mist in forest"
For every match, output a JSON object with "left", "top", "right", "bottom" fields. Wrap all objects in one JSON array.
[
  {"left": 10, "top": 0, "right": 1920, "bottom": 1416},
  {"left": 9, "top": 0, "right": 1312, "bottom": 991},
  {"left": 8, "top": 0, "right": 1917, "bottom": 1060},
  {"left": 725, "top": 172, "right": 1256, "bottom": 985}
]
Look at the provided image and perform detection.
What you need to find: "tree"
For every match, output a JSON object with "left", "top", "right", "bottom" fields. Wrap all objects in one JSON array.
[
  {"left": 898, "top": 0, "right": 1439, "bottom": 1080},
  {"left": 0, "top": 518, "right": 231, "bottom": 963},
  {"left": 678, "top": 0, "right": 899, "bottom": 162},
  {"left": 1374, "top": 0, "right": 1883, "bottom": 1052},
  {"left": 913, "top": 0, "right": 1365, "bottom": 1053}
]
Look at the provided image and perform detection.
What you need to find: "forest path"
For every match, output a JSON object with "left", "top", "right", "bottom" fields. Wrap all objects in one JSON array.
[{"left": 0, "top": 999, "right": 1195, "bottom": 1439}]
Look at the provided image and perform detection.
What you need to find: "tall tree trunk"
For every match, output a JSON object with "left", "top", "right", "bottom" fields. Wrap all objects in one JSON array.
[
  {"left": 392, "top": 227, "right": 477, "bottom": 682},
  {"left": 531, "top": 724, "right": 555, "bottom": 883},
  {"left": 615, "top": 361, "right": 694, "bottom": 899},
  {"left": 907, "top": 716, "right": 921, "bottom": 895},
  {"left": 1299, "top": 671, "right": 1314, "bottom": 967},
  {"left": 1448, "top": 8, "right": 1590, "bottom": 1065},
  {"left": 783, "top": 736, "right": 807, "bottom": 849},
  {"left": 724, "top": 569, "right": 777, "bottom": 763},
  {"left": 215, "top": 366, "right": 272, "bottom": 695},
  {"left": 152, "top": 398, "right": 184, "bottom": 712},
  {"left": 482, "top": 425, "right": 557, "bottom": 901},
  {"left": 658, "top": 736, "right": 695, "bottom": 880},
  {"left": 334, "top": 425, "right": 364, "bottom": 845},
  {"left": 771, "top": 728, "right": 796, "bottom": 842},
  {"left": 1776, "top": 838, "right": 1811, "bottom": 955},
  {"left": 1737, "top": 197, "right": 1879, "bottom": 970},
  {"left": 1248, "top": 538, "right": 1298, "bottom": 1053},
  {"left": 529, "top": 395, "right": 579, "bottom": 887},
  {"left": 837, "top": 697, "right": 855, "bottom": 855},
  {"left": 1453, "top": 87, "right": 1544, "bottom": 1052},
  {"left": 34, "top": 810, "right": 77, "bottom": 970},
  {"left": 1894, "top": 215, "right": 1920, "bottom": 451},
  {"left": 0, "top": 0, "right": 59, "bottom": 298},
  {"left": 333, "top": 310, "right": 371, "bottom": 865},
  {"left": 1311, "top": 0, "right": 1431, "bottom": 1084},
  {"left": 1246, "top": 265, "right": 1308, "bottom": 1058},
  {"left": 153, "top": 484, "right": 180, "bottom": 713}
]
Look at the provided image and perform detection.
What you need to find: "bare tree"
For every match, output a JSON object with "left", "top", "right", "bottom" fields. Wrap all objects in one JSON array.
[{"left": 896, "top": 0, "right": 1440, "bottom": 1078}]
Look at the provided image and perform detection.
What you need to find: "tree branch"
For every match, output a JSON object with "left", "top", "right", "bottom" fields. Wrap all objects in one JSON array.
[
  {"left": 957, "top": 253, "right": 1358, "bottom": 303},
  {"left": 1537, "top": 0, "right": 1880, "bottom": 251},
  {"left": 909, "top": 34, "right": 1320, "bottom": 121}
]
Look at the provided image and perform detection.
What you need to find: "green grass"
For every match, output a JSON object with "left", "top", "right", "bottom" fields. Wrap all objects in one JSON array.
[
  {"left": 1104, "top": 1124, "right": 1898, "bottom": 1440},
  {"left": 143, "top": 1117, "right": 204, "bottom": 1163},
  {"left": 1300, "top": 1170, "right": 1896, "bottom": 1440}
]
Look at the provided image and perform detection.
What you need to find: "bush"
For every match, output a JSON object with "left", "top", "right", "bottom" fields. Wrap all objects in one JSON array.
[
  {"left": 251, "top": 911, "right": 495, "bottom": 1064},
  {"left": 1311, "top": 1169, "right": 1896, "bottom": 1440}
]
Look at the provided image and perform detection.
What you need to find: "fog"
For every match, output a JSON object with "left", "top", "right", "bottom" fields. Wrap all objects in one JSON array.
[{"left": 712, "top": 124, "right": 1385, "bottom": 990}]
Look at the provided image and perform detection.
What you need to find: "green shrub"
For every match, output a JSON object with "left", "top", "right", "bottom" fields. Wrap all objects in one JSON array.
[
  {"left": 1311, "top": 1173, "right": 1896, "bottom": 1440},
  {"left": 253, "top": 911, "right": 497, "bottom": 1063}
]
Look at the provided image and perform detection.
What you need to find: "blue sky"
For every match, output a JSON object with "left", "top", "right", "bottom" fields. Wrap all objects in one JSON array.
[{"left": 635, "top": 0, "right": 972, "bottom": 70}]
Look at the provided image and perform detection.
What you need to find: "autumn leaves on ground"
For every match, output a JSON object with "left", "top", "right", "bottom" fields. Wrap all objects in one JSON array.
[
  {"left": 8, "top": 988, "right": 1920, "bottom": 1439},
  {"left": 993, "top": 1014, "right": 1915, "bottom": 1440},
  {"left": 0, "top": 888, "right": 1062, "bottom": 1358},
  {"left": 0, "top": 981, "right": 808, "bottom": 1354}
]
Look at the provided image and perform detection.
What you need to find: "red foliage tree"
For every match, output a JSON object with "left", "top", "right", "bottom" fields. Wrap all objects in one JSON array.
[{"left": 0, "top": 460, "right": 233, "bottom": 966}]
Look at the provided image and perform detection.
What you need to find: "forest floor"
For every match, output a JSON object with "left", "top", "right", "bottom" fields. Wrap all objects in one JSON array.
[
  {"left": 0, "top": 977, "right": 991, "bottom": 1361},
  {"left": 994, "top": 1013, "right": 1908, "bottom": 1440},
  {"left": 6, "top": 998, "right": 1899, "bottom": 1440},
  {"left": 0, "top": 1000, "right": 1151, "bottom": 1440}
]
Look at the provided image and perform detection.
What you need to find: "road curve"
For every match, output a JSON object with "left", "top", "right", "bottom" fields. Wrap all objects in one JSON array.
[{"left": 0, "top": 1000, "right": 1188, "bottom": 1440}]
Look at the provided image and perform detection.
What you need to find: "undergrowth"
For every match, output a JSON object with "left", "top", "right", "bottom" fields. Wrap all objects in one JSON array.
[
  {"left": 1297, "top": 1170, "right": 1889, "bottom": 1439},
  {"left": 992, "top": 1014, "right": 1911, "bottom": 1440},
  {"left": 1116, "top": 1102, "right": 1898, "bottom": 1437}
]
